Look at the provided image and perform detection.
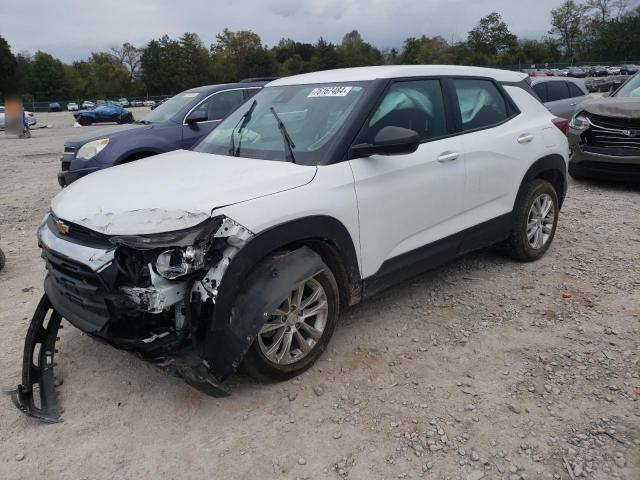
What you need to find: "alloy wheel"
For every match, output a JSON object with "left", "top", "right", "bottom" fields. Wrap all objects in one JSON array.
[
  {"left": 257, "top": 277, "right": 328, "bottom": 365},
  {"left": 526, "top": 193, "right": 555, "bottom": 249}
]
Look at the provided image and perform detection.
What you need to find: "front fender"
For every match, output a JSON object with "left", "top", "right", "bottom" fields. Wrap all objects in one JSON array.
[{"left": 203, "top": 246, "right": 324, "bottom": 381}]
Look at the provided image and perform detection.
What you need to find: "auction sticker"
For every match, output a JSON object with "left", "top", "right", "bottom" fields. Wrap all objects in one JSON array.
[{"left": 308, "top": 86, "right": 352, "bottom": 97}]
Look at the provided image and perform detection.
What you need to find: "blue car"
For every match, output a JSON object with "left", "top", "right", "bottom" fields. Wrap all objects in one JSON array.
[
  {"left": 72, "top": 102, "right": 133, "bottom": 126},
  {"left": 59, "top": 82, "right": 267, "bottom": 186}
]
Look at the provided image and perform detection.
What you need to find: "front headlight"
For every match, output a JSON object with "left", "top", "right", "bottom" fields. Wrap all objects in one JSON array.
[
  {"left": 77, "top": 138, "right": 109, "bottom": 160},
  {"left": 569, "top": 113, "right": 589, "bottom": 131},
  {"left": 156, "top": 245, "right": 206, "bottom": 279}
]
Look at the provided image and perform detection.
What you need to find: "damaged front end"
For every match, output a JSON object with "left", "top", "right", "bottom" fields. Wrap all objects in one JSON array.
[{"left": 11, "top": 212, "right": 255, "bottom": 421}]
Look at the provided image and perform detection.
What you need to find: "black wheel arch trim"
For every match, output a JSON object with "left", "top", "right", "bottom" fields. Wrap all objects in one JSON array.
[
  {"left": 516, "top": 154, "right": 567, "bottom": 208},
  {"left": 202, "top": 215, "right": 361, "bottom": 376}
]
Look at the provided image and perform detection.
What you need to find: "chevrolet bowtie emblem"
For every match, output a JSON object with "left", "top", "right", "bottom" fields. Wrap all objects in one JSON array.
[{"left": 55, "top": 219, "right": 69, "bottom": 235}]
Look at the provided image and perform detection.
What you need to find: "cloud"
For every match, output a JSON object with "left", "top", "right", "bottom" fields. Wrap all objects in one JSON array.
[{"left": 0, "top": 0, "right": 584, "bottom": 61}]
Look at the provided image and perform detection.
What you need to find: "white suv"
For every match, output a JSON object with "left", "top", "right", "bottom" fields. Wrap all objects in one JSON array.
[{"left": 13, "top": 66, "right": 569, "bottom": 419}]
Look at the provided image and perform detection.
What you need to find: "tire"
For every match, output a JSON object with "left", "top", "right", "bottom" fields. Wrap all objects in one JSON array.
[
  {"left": 78, "top": 116, "right": 92, "bottom": 126},
  {"left": 0, "top": 248, "right": 5, "bottom": 271},
  {"left": 568, "top": 165, "right": 585, "bottom": 180},
  {"left": 503, "top": 179, "right": 559, "bottom": 262},
  {"left": 241, "top": 261, "right": 339, "bottom": 382}
]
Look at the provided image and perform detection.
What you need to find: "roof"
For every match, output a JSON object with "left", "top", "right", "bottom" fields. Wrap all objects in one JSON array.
[
  {"left": 268, "top": 65, "right": 528, "bottom": 86},
  {"left": 183, "top": 81, "right": 267, "bottom": 94}
]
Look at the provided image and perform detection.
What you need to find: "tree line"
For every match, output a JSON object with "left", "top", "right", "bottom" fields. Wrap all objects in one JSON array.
[{"left": 0, "top": 0, "right": 638, "bottom": 102}]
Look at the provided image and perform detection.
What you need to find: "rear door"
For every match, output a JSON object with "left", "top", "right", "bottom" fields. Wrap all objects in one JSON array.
[
  {"left": 349, "top": 78, "right": 466, "bottom": 278},
  {"left": 182, "top": 89, "right": 246, "bottom": 149},
  {"left": 454, "top": 78, "right": 540, "bottom": 226},
  {"left": 543, "top": 81, "right": 582, "bottom": 119}
]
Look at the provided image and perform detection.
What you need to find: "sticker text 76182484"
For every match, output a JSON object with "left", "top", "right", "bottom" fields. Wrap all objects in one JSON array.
[{"left": 308, "top": 86, "right": 353, "bottom": 97}]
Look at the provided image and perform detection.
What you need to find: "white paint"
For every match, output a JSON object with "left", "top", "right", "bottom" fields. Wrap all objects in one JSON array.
[
  {"left": 51, "top": 150, "right": 317, "bottom": 235},
  {"left": 268, "top": 65, "right": 527, "bottom": 87}
]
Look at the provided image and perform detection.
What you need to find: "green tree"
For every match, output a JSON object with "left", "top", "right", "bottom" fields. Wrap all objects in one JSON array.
[
  {"left": 111, "top": 42, "right": 142, "bottom": 84},
  {"left": 0, "top": 36, "right": 17, "bottom": 99},
  {"left": 399, "top": 36, "right": 452, "bottom": 64},
  {"left": 591, "top": 5, "right": 640, "bottom": 60},
  {"left": 210, "top": 29, "right": 275, "bottom": 81},
  {"left": 467, "top": 12, "right": 518, "bottom": 56},
  {"left": 550, "top": 1, "right": 589, "bottom": 59},
  {"left": 27, "top": 51, "right": 67, "bottom": 100},
  {"left": 336, "top": 30, "right": 383, "bottom": 67},
  {"left": 310, "top": 38, "right": 339, "bottom": 71}
]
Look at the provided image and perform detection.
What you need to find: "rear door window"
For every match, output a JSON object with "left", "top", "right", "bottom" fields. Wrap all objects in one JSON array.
[
  {"left": 453, "top": 79, "right": 509, "bottom": 131},
  {"left": 567, "top": 83, "right": 585, "bottom": 98},
  {"left": 368, "top": 79, "right": 448, "bottom": 141},
  {"left": 533, "top": 83, "right": 548, "bottom": 102},
  {"left": 546, "top": 81, "right": 570, "bottom": 102}
]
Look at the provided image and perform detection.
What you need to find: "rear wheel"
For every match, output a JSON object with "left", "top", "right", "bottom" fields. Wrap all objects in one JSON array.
[
  {"left": 504, "top": 179, "right": 559, "bottom": 262},
  {"left": 78, "top": 116, "right": 92, "bottom": 126},
  {"left": 0, "top": 248, "right": 6, "bottom": 271},
  {"left": 242, "top": 264, "right": 339, "bottom": 381}
]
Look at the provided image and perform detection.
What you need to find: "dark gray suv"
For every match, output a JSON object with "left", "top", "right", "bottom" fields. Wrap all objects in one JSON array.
[{"left": 58, "top": 81, "right": 267, "bottom": 186}]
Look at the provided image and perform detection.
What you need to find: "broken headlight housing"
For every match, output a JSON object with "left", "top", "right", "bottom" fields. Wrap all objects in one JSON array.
[
  {"left": 76, "top": 138, "right": 110, "bottom": 160},
  {"left": 569, "top": 113, "right": 589, "bottom": 131},
  {"left": 156, "top": 245, "right": 206, "bottom": 279},
  {"left": 110, "top": 217, "right": 224, "bottom": 280}
]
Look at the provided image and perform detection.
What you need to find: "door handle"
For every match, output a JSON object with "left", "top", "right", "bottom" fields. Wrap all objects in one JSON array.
[
  {"left": 437, "top": 151, "right": 459, "bottom": 163},
  {"left": 517, "top": 133, "right": 534, "bottom": 144}
]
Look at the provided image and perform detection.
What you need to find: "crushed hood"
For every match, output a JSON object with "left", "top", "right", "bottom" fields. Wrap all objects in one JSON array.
[
  {"left": 580, "top": 97, "right": 640, "bottom": 119},
  {"left": 51, "top": 150, "right": 316, "bottom": 235}
]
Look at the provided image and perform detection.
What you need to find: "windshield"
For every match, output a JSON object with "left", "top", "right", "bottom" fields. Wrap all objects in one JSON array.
[
  {"left": 194, "top": 82, "right": 369, "bottom": 165},
  {"left": 614, "top": 74, "right": 640, "bottom": 97},
  {"left": 142, "top": 91, "right": 201, "bottom": 123}
]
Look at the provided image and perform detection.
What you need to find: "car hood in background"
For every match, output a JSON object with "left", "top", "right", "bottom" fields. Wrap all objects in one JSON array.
[
  {"left": 65, "top": 123, "right": 153, "bottom": 146},
  {"left": 580, "top": 97, "right": 640, "bottom": 119},
  {"left": 51, "top": 150, "right": 317, "bottom": 235}
]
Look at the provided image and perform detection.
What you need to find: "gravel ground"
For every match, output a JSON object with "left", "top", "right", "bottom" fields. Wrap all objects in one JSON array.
[{"left": 0, "top": 110, "right": 638, "bottom": 480}]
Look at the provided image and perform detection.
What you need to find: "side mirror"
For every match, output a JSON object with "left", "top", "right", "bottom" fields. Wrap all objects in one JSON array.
[
  {"left": 351, "top": 126, "right": 420, "bottom": 158},
  {"left": 185, "top": 110, "right": 208, "bottom": 124}
]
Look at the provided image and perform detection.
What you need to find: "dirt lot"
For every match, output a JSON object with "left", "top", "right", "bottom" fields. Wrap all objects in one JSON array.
[{"left": 0, "top": 110, "right": 638, "bottom": 480}]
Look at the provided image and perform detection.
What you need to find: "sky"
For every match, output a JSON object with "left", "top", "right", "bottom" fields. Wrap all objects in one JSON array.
[{"left": 0, "top": 0, "right": 612, "bottom": 61}]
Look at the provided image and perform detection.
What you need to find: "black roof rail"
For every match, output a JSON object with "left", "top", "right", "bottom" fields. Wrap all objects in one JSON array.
[{"left": 240, "top": 77, "right": 279, "bottom": 83}]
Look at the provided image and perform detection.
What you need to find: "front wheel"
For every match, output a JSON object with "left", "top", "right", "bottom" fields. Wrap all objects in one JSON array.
[
  {"left": 503, "top": 179, "right": 559, "bottom": 262},
  {"left": 242, "top": 265, "right": 339, "bottom": 381}
]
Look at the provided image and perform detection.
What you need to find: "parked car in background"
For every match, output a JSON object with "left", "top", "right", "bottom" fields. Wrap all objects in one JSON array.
[
  {"left": 131, "top": 100, "right": 144, "bottom": 107},
  {"left": 59, "top": 81, "right": 266, "bottom": 186},
  {"left": 49, "top": 102, "right": 61, "bottom": 112},
  {"left": 118, "top": 98, "right": 130, "bottom": 107},
  {"left": 72, "top": 102, "right": 133, "bottom": 126},
  {"left": 81, "top": 100, "right": 95, "bottom": 109},
  {"left": 567, "top": 67, "right": 587, "bottom": 78},
  {"left": 531, "top": 77, "right": 588, "bottom": 119},
  {"left": 588, "top": 65, "right": 608, "bottom": 77},
  {"left": 607, "top": 66, "right": 621, "bottom": 75},
  {"left": 585, "top": 78, "right": 605, "bottom": 93},
  {"left": 568, "top": 72, "right": 640, "bottom": 181},
  {"left": 620, "top": 65, "right": 639, "bottom": 75},
  {"left": 67, "top": 102, "right": 79, "bottom": 111},
  {"left": 0, "top": 106, "right": 36, "bottom": 129},
  {"left": 149, "top": 98, "right": 167, "bottom": 110},
  {"left": 19, "top": 65, "right": 569, "bottom": 418},
  {"left": 143, "top": 99, "right": 156, "bottom": 107}
]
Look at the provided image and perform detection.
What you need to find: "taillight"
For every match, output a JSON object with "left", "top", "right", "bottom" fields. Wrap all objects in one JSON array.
[{"left": 552, "top": 117, "right": 569, "bottom": 136}]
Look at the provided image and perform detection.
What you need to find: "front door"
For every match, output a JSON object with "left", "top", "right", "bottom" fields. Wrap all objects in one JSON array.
[
  {"left": 349, "top": 78, "right": 466, "bottom": 279},
  {"left": 182, "top": 89, "right": 246, "bottom": 149}
]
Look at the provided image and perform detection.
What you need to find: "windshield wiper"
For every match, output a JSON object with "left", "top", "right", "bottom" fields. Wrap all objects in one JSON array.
[
  {"left": 269, "top": 107, "right": 296, "bottom": 164},
  {"left": 228, "top": 99, "right": 257, "bottom": 156}
]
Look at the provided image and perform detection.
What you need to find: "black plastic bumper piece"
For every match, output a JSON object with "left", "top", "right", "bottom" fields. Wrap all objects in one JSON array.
[{"left": 9, "top": 294, "right": 63, "bottom": 423}]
